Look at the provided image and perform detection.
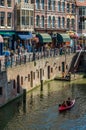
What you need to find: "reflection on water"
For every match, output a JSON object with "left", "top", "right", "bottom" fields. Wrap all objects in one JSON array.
[{"left": 0, "top": 79, "right": 86, "bottom": 130}]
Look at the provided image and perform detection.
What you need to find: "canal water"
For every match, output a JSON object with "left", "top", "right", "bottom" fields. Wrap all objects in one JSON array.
[{"left": 0, "top": 79, "right": 86, "bottom": 130}]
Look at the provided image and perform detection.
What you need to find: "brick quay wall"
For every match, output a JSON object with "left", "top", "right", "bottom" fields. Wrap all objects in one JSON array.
[{"left": 0, "top": 54, "right": 74, "bottom": 107}]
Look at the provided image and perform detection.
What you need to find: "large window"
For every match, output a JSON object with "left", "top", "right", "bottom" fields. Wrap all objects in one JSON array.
[
  {"left": 48, "top": 0, "right": 51, "bottom": 10},
  {"left": 36, "top": 15, "right": 40, "bottom": 26},
  {"left": 52, "top": 1, "right": 55, "bottom": 11},
  {"left": 7, "top": 12, "right": 12, "bottom": 26},
  {"left": 25, "top": 0, "right": 28, "bottom": 3},
  {"left": 62, "top": 2, "right": 65, "bottom": 12},
  {"left": 18, "top": 0, "right": 21, "bottom": 3},
  {"left": 26, "top": 10, "right": 29, "bottom": 25},
  {"left": 58, "top": 17, "right": 61, "bottom": 28},
  {"left": 22, "top": 10, "right": 25, "bottom": 25},
  {"left": 0, "top": 12, "right": 5, "bottom": 26},
  {"left": 36, "top": 0, "right": 40, "bottom": 9},
  {"left": 30, "top": 11, "right": 34, "bottom": 26},
  {"left": 0, "top": 0, "right": 5, "bottom": 6},
  {"left": 72, "top": 4, "right": 75, "bottom": 13},
  {"left": 41, "top": 16, "right": 44, "bottom": 27},
  {"left": 62, "top": 17, "right": 65, "bottom": 28},
  {"left": 79, "top": 7, "right": 86, "bottom": 15},
  {"left": 79, "top": 22, "right": 85, "bottom": 30},
  {"left": 17, "top": 10, "right": 20, "bottom": 25},
  {"left": 71, "top": 19, "right": 75, "bottom": 29},
  {"left": 67, "top": 3, "right": 70, "bottom": 13},
  {"left": 7, "top": 0, "right": 11, "bottom": 7},
  {"left": 41, "top": 0, "right": 44, "bottom": 9},
  {"left": 58, "top": 1, "right": 61, "bottom": 12},
  {"left": 67, "top": 18, "right": 70, "bottom": 29},
  {"left": 52, "top": 16, "right": 55, "bottom": 27},
  {"left": 48, "top": 16, "right": 51, "bottom": 27}
]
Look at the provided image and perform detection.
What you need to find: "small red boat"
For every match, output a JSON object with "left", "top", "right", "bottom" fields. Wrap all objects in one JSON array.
[{"left": 58, "top": 99, "right": 75, "bottom": 112}]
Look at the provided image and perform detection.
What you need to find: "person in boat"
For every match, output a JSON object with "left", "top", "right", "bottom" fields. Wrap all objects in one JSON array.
[
  {"left": 66, "top": 97, "right": 72, "bottom": 106},
  {"left": 61, "top": 101, "right": 67, "bottom": 107}
]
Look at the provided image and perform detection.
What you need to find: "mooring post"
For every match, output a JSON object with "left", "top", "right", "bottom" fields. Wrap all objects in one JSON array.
[
  {"left": 23, "top": 89, "right": 26, "bottom": 103},
  {"left": 40, "top": 80, "right": 43, "bottom": 91}
]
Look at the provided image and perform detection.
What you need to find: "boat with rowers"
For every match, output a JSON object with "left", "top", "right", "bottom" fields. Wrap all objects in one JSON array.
[{"left": 58, "top": 99, "right": 75, "bottom": 112}]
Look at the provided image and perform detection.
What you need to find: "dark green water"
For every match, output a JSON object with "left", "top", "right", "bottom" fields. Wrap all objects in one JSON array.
[{"left": 0, "top": 79, "right": 86, "bottom": 130}]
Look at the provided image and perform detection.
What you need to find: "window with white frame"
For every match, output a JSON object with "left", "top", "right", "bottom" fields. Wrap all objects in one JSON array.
[
  {"left": 41, "top": 16, "right": 44, "bottom": 27},
  {"left": 7, "top": 12, "right": 12, "bottom": 26},
  {"left": 7, "top": 0, "right": 11, "bottom": 7},
  {"left": 58, "top": 17, "right": 61, "bottom": 28},
  {"left": 72, "top": 4, "right": 75, "bottom": 13},
  {"left": 36, "top": 15, "right": 40, "bottom": 26},
  {"left": 25, "top": 0, "right": 28, "bottom": 3},
  {"left": 48, "top": 16, "right": 51, "bottom": 27},
  {"left": 58, "top": 1, "right": 61, "bottom": 12},
  {"left": 62, "top": 17, "right": 65, "bottom": 28},
  {"left": 52, "top": 16, "right": 55, "bottom": 27},
  {"left": 52, "top": 1, "right": 55, "bottom": 11},
  {"left": 79, "top": 7, "right": 86, "bottom": 15},
  {"left": 30, "top": 11, "right": 34, "bottom": 26},
  {"left": 26, "top": 10, "right": 29, "bottom": 25},
  {"left": 22, "top": 10, "right": 25, "bottom": 25},
  {"left": 48, "top": 0, "right": 51, "bottom": 10},
  {"left": 36, "top": 0, "right": 40, "bottom": 9},
  {"left": 71, "top": 19, "right": 75, "bottom": 29},
  {"left": 41, "top": 0, "right": 44, "bottom": 9},
  {"left": 67, "top": 3, "right": 70, "bottom": 13},
  {"left": 62, "top": 2, "right": 65, "bottom": 12},
  {"left": 0, "top": 0, "right": 5, "bottom": 6},
  {"left": 67, "top": 18, "right": 70, "bottom": 29}
]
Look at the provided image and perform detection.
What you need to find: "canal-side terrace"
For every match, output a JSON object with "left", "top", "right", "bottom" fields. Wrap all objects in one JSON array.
[{"left": 0, "top": 48, "right": 74, "bottom": 71}]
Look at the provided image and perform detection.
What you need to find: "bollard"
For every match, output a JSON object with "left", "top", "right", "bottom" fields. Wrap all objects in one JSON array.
[{"left": 40, "top": 80, "right": 43, "bottom": 91}]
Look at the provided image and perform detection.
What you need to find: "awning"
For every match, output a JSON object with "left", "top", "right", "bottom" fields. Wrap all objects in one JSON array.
[
  {"left": 0, "top": 35, "right": 3, "bottom": 43},
  {"left": 36, "top": 33, "right": 52, "bottom": 43},
  {"left": 0, "top": 31, "right": 15, "bottom": 37},
  {"left": 18, "top": 33, "right": 33, "bottom": 40},
  {"left": 57, "top": 33, "right": 70, "bottom": 43}
]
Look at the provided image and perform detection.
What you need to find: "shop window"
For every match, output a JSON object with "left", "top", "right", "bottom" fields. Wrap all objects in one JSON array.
[
  {"left": 0, "top": 87, "right": 2, "bottom": 95},
  {"left": 21, "top": 76, "right": 23, "bottom": 85}
]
